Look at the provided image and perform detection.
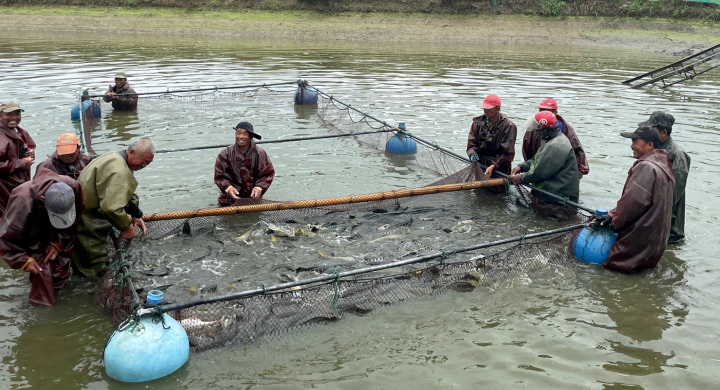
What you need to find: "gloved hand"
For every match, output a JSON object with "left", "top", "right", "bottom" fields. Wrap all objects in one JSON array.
[
  {"left": 124, "top": 194, "right": 143, "bottom": 219},
  {"left": 469, "top": 153, "right": 479, "bottom": 162},
  {"left": 593, "top": 214, "right": 613, "bottom": 229}
]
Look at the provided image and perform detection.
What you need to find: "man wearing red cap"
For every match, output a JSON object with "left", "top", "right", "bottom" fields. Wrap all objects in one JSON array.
[
  {"left": 214, "top": 121, "right": 275, "bottom": 206},
  {"left": 466, "top": 94, "right": 517, "bottom": 179},
  {"left": 0, "top": 100, "right": 36, "bottom": 217},
  {"left": 35, "top": 133, "right": 93, "bottom": 180},
  {"left": 522, "top": 99, "right": 589, "bottom": 176},
  {"left": 0, "top": 168, "right": 84, "bottom": 306}
]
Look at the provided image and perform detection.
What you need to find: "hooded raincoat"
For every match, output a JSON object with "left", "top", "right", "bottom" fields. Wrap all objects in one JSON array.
[
  {"left": 466, "top": 113, "right": 517, "bottom": 176},
  {"left": 102, "top": 83, "right": 138, "bottom": 111},
  {"left": 660, "top": 137, "right": 690, "bottom": 244},
  {"left": 0, "top": 168, "right": 84, "bottom": 306},
  {"left": 522, "top": 114, "right": 590, "bottom": 176},
  {"left": 35, "top": 151, "right": 93, "bottom": 180},
  {"left": 0, "top": 123, "right": 36, "bottom": 216},
  {"left": 214, "top": 140, "right": 275, "bottom": 206},
  {"left": 73, "top": 151, "right": 137, "bottom": 276},
  {"left": 517, "top": 131, "right": 580, "bottom": 203},
  {"left": 604, "top": 149, "right": 675, "bottom": 273}
]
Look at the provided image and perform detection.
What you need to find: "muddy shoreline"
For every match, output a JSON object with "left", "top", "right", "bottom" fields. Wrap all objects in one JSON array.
[{"left": 1, "top": 9, "right": 719, "bottom": 56}]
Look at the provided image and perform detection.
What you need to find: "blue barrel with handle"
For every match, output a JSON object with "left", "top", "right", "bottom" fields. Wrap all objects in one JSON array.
[{"left": 572, "top": 208, "right": 618, "bottom": 264}]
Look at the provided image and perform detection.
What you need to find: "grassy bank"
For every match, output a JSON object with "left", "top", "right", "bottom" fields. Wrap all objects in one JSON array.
[{"left": 0, "top": 0, "right": 719, "bottom": 20}]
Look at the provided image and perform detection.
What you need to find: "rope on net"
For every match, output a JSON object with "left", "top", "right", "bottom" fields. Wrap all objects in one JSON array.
[
  {"left": 142, "top": 177, "right": 509, "bottom": 222},
  {"left": 136, "top": 223, "right": 587, "bottom": 316},
  {"left": 83, "top": 81, "right": 299, "bottom": 100}
]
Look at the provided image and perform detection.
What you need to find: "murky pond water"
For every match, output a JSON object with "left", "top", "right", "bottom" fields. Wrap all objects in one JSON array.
[{"left": 0, "top": 29, "right": 719, "bottom": 389}]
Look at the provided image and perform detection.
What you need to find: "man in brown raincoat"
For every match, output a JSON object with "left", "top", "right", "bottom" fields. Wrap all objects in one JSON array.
[
  {"left": 0, "top": 101, "right": 36, "bottom": 216},
  {"left": 466, "top": 94, "right": 517, "bottom": 178},
  {"left": 102, "top": 71, "right": 138, "bottom": 111},
  {"left": 0, "top": 168, "right": 84, "bottom": 306},
  {"left": 522, "top": 98, "right": 590, "bottom": 176},
  {"left": 599, "top": 126, "right": 675, "bottom": 273},
  {"left": 35, "top": 133, "right": 93, "bottom": 180},
  {"left": 214, "top": 121, "right": 275, "bottom": 206}
]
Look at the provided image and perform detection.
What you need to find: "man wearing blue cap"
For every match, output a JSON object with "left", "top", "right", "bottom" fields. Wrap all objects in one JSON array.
[
  {"left": 214, "top": 121, "right": 275, "bottom": 206},
  {"left": 0, "top": 168, "right": 84, "bottom": 306}
]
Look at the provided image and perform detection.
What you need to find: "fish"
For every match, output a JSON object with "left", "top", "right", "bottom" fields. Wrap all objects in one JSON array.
[
  {"left": 317, "top": 250, "right": 355, "bottom": 262},
  {"left": 235, "top": 228, "right": 255, "bottom": 245}
]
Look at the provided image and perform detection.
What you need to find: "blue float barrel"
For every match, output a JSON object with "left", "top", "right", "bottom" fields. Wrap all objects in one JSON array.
[
  {"left": 572, "top": 208, "right": 618, "bottom": 264},
  {"left": 294, "top": 85, "right": 318, "bottom": 105},
  {"left": 385, "top": 124, "right": 417, "bottom": 155},
  {"left": 71, "top": 99, "right": 101, "bottom": 120},
  {"left": 104, "top": 313, "right": 189, "bottom": 383}
]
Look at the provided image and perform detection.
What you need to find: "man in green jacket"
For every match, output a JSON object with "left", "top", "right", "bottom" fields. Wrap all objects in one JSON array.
[
  {"left": 640, "top": 111, "right": 690, "bottom": 244},
  {"left": 72, "top": 137, "right": 155, "bottom": 277},
  {"left": 510, "top": 111, "right": 580, "bottom": 221}
]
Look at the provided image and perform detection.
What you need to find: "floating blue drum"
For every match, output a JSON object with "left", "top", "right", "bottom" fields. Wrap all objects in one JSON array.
[
  {"left": 385, "top": 124, "right": 417, "bottom": 154},
  {"left": 572, "top": 208, "right": 618, "bottom": 264},
  {"left": 71, "top": 99, "right": 101, "bottom": 120},
  {"left": 294, "top": 85, "right": 318, "bottom": 105},
  {"left": 104, "top": 313, "right": 189, "bottom": 383}
]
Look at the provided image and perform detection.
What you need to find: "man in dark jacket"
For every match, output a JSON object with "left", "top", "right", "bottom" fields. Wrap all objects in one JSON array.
[
  {"left": 0, "top": 168, "right": 84, "bottom": 306},
  {"left": 35, "top": 133, "right": 93, "bottom": 180},
  {"left": 600, "top": 126, "right": 675, "bottom": 273},
  {"left": 0, "top": 101, "right": 36, "bottom": 217},
  {"left": 214, "top": 121, "right": 275, "bottom": 206},
  {"left": 102, "top": 71, "right": 138, "bottom": 111},
  {"left": 641, "top": 111, "right": 690, "bottom": 244},
  {"left": 466, "top": 94, "right": 517, "bottom": 178},
  {"left": 522, "top": 98, "right": 590, "bottom": 176},
  {"left": 511, "top": 111, "right": 579, "bottom": 221}
]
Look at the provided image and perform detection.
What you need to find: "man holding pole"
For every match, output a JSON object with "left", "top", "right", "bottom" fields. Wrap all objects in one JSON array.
[
  {"left": 103, "top": 71, "right": 138, "bottom": 111},
  {"left": 466, "top": 94, "right": 517, "bottom": 180}
]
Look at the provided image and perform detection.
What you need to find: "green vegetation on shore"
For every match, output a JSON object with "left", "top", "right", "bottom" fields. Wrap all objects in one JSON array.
[{"left": 0, "top": 0, "right": 719, "bottom": 21}]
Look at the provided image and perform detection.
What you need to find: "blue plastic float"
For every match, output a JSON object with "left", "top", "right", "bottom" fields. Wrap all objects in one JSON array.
[
  {"left": 294, "top": 81, "right": 318, "bottom": 105},
  {"left": 572, "top": 208, "right": 618, "bottom": 264},
  {"left": 70, "top": 91, "right": 101, "bottom": 120},
  {"left": 385, "top": 123, "right": 417, "bottom": 154}
]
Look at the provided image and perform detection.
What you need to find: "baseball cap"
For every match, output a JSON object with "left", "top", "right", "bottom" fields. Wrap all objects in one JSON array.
[
  {"left": 0, "top": 101, "right": 24, "bottom": 113},
  {"left": 45, "top": 182, "right": 76, "bottom": 229},
  {"left": 647, "top": 111, "right": 675, "bottom": 128},
  {"left": 620, "top": 125, "right": 661, "bottom": 146},
  {"left": 56, "top": 133, "right": 81, "bottom": 156},
  {"left": 481, "top": 94, "right": 502, "bottom": 109},
  {"left": 233, "top": 121, "right": 261, "bottom": 140},
  {"left": 538, "top": 98, "right": 558, "bottom": 110},
  {"left": 115, "top": 72, "right": 127, "bottom": 79}
]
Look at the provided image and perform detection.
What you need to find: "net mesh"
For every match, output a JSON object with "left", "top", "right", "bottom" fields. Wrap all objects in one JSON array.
[{"left": 82, "top": 82, "right": 591, "bottom": 352}]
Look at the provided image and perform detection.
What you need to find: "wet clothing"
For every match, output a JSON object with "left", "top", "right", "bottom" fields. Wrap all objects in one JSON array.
[
  {"left": 214, "top": 141, "right": 275, "bottom": 207},
  {"left": 102, "top": 83, "right": 138, "bottom": 111},
  {"left": 604, "top": 149, "right": 675, "bottom": 273},
  {"left": 660, "top": 137, "right": 690, "bottom": 244},
  {"left": 466, "top": 113, "right": 517, "bottom": 176},
  {"left": 0, "top": 123, "right": 36, "bottom": 217},
  {"left": 522, "top": 114, "right": 589, "bottom": 175},
  {"left": 73, "top": 151, "right": 138, "bottom": 276},
  {"left": 0, "top": 168, "right": 84, "bottom": 306},
  {"left": 517, "top": 131, "right": 580, "bottom": 204},
  {"left": 35, "top": 152, "right": 93, "bottom": 180}
]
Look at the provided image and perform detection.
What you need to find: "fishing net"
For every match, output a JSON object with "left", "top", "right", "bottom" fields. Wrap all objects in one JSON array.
[{"left": 85, "top": 81, "right": 592, "bottom": 352}]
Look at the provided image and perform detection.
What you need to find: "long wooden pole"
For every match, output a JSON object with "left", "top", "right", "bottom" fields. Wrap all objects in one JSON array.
[{"left": 142, "top": 178, "right": 507, "bottom": 222}]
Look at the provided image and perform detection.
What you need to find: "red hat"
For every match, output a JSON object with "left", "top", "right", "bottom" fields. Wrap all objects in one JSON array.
[
  {"left": 538, "top": 98, "right": 558, "bottom": 110},
  {"left": 481, "top": 94, "right": 502, "bottom": 109},
  {"left": 534, "top": 111, "right": 557, "bottom": 129}
]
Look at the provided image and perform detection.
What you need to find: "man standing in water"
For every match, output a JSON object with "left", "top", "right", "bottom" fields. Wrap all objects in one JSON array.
[
  {"left": 214, "top": 121, "right": 275, "bottom": 206},
  {"left": 103, "top": 71, "right": 138, "bottom": 111},
  {"left": 73, "top": 137, "right": 154, "bottom": 277},
  {"left": 599, "top": 126, "right": 674, "bottom": 273},
  {"left": 0, "top": 101, "right": 36, "bottom": 216},
  {"left": 641, "top": 111, "right": 690, "bottom": 244},
  {"left": 522, "top": 98, "right": 589, "bottom": 177},
  {"left": 466, "top": 94, "right": 517, "bottom": 179},
  {"left": 35, "top": 133, "right": 93, "bottom": 180}
]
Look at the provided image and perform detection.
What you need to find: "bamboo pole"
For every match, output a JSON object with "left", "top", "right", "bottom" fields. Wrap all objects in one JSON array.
[{"left": 143, "top": 178, "right": 508, "bottom": 222}]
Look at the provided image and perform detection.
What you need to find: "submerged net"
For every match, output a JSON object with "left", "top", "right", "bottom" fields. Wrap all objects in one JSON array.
[{"left": 84, "top": 81, "right": 592, "bottom": 352}]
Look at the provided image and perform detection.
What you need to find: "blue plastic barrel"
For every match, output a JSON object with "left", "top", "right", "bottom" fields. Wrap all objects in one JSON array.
[
  {"left": 70, "top": 100, "right": 101, "bottom": 120},
  {"left": 104, "top": 313, "right": 189, "bottom": 383},
  {"left": 385, "top": 124, "right": 417, "bottom": 154},
  {"left": 572, "top": 208, "right": 618, "bottom": 264},
  {"left": 294, "top": 85, "right": 318, "bottom": 105}
]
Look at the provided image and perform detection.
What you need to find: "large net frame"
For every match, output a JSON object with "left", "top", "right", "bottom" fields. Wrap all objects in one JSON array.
[{"left": 80, "top": 81, "right": 594, "bottom": 352}]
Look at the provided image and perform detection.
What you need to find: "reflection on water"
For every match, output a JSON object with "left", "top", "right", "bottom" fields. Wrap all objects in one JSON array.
[{"left": 0, "top": 28, "right": 718, "bottom": 389}]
